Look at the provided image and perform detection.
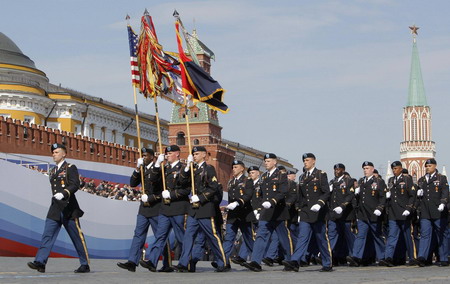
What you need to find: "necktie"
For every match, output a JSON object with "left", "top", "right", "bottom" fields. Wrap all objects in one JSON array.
[{"left": 306, "top": 172, "right": 310, "bottom": 178}]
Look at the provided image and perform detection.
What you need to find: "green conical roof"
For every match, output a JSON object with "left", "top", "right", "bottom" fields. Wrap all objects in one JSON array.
[{"left": 407, "top": 41, "right": 427, "bottom": 106}]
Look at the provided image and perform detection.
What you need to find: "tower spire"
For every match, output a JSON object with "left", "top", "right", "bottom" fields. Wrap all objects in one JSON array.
[{"left": 407, "top": 25, "right": 427, "bottom": 107}]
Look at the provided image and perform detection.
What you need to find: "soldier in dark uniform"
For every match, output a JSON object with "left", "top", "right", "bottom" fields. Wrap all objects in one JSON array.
[
  {"left": 243, "top": 153, "right": 293, "bottom": 272},
  {"left": 27, "top": 143, "right": 90, "bottom": 273},
  {"left": 347, "top": 161, "right": 387, "bottom": 267},
  {"left": 117, "top": 148, "right": 169, "bottom": 272},
  {"left": 173, "top": 146, "right": 228, "bottom": 272},
  {"left": 379, "top": 161, "right": 417, "bottom": 267},
  {"left": 416, "top": 158, "right": 449, "bottom": 267},
  {"left": 222, "top": 160, "right": 255, "bottom": 267},
  {"left": 327, "top": 163, "right": 355, "bottom": 264},
  {"left": 283, "top": 153, "right": 332, "bottom": 272},
  {"left": 139, "top": 145, "right": 190, "bottom": 272}
]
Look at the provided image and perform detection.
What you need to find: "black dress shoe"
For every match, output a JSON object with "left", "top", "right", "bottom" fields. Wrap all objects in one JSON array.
[
  {"left": 117, "top": 261, "right": 137, "bottom": 272},
  {"left": 416, "top": 257, "right": 426, "bottom": 267},
  {"left": 243, "top": 261, "right": 262, "bottom": 272},
  {"left": 139, "top": 260, "right": 156, "bottom": 272},
  {"left": 158, "top": 266, "right": 174, "bottom": 272},
  {"left": 299, "top": 260, "right": 309, "bottom": 267},
  {"left": 281, "top": 260, "right": 299, "bottom": 272},
  {"left": 346, "top": 256, "right": 360, "bottom": 267},
  {"left": 438, "top": 261, "right": 449, "bottom": 267},
  {"left": 188, "top": 261, "right": 197, "bottom": 272},
  {"left": 231, "top": 256, "right": 246, "bottom": 266},
  {"left": 407, "top": 259, "right": 419, "bottom": 266},
  {"left": 173, "top": 264, "right": 189, "bottom": 272},
  {"left": 27, "top": 261, "right": 45, "bottom": 273},
  {"left": 273, "top": 256, "right": 284, "bottom": 265},
  {"left": 215, "top": 265, "right": 231, "bottom": 272},
  {"left": 262, "top": 257, "right": 274, "bottom": 266},
  {"left": 211, "top": 261, "right": 218, "bottom": 268},
  {"left": 74, "top": 265, "right": 90, "bottom": 273},
  {"left": 319, "top": 266, "right": 333, "bottom": 272},
  {"left": 378, "top": 258, "right": 394, "bottom": 267}
]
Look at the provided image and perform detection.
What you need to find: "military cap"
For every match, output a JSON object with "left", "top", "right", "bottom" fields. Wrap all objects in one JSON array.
[
  {"left": 141, "top": 147, "right": 155, "bottom": 156},
  {"left": 247, "top": 166, "right": 260, "bottom": 173},
  {"left": 334, "top": 163, "right": 345, "bottom": 170},
  {"left": 401, "top": 168, "right": 409, "bottom": 174},
  {"left": 302, "top": 153, "right": 316, "bottom": 161},
  {"left": 232, "top": 160, "right": 245, "bottom": 167},
  {"left": 287, "top": 170, "right": 296, "bottom": 175},
  {"left": 362, "top": 161, "right": 374, "bottom": 168},
  {"left": 165, "top": 145, "right": 180, "bottom": 153},
  {"left": 391, "top": 161, "right": 402, "bottom": 168},
  {"left": 51, "top": 143, "right": 66, "bottom": 152},
  {"left": 277, "top": 165, "right": 286, "bottom": 171},
  {"left": 192, "top": 146, "right": 207, "bottom": 153},
  {"left": 264, "top": 153, "right": 277, "bottom": 160},
  {"left": 373, "top": 169, "right": 379, "bottom": 174},
  {"left": 425, "top": 158, "right": 437, "bottom": 165}
]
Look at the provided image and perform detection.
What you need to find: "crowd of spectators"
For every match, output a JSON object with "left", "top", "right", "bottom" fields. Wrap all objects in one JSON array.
[{"left": 80, "top": 178, "right": 142, "bottom": 201}]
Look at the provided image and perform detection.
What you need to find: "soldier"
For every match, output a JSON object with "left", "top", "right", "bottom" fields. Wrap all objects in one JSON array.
[
  {"left": 117, "top": 148, "right": 169, "bottom": 272},
  {"left": 27, "top": 143, "right": 90, "bottom": 273},
  {"left": 416, "top": 158, "right": 449, "bottom": 267},
  {"left": 222, "top": 160, "right": 255, "bottom": 267},
  {"left": 347, "top": 161, "right": 387, "bottom": 267},
  {"left": 282, "top": 153, "right": 332, "bottom": 272},
  {"left": 243, "top": 153, "right": 293, "bottom": 272},
  {"left": 173, "top": 146, "right": 229, "bottom": 272},
  {"left": 139, "top": 145, "right": 190, "bottom": 272},
  {"left": 327, "top": 163, "right": 355, "bottom": 264},
  {"left": 379, "top": 161, "right": 417, "bottom": 267}
]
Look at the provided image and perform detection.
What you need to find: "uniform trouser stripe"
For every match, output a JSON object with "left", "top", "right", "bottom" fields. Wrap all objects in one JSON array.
[
  {"left": 211, "top": 217, "right": 227, "bottom": 266},
  {"left": 410, "top": 224, "right": 417, "bottom": 259},
  {"left": 75, "top": 218, "right": 90, "bottom": 264},
  {"left": 285, "top": 221, "right": 294, "bottom": 255},
  {"left": 325, "top": 221, "right": 333, "bottom": 263}
]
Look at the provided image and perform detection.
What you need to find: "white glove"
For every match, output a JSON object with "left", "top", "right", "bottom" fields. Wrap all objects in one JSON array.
[
  {"left": 162, "top": 190, "right": 170, "bottom": 199},
  {"left": 141, "top": 194, "right": 148, "bottom": 202},
  {"left": 355, "top": 187, "right": 360, "bottom": 195},
  {"left": 155, "top": 154, "right": 165, "bottom": 167},
  {"left": 374, "top": 209, "right": 382, "bottom": 216},
  {"left": 227, "top": 201, "right": 239, "bottom": 210},
  {"left": 137, "top": 158, "right": 144, "bottom": 168},
  {"left": 402, "top": 210, "right": 410, "bottom": 216},
  {"left": 417, "top": 189, "right": 423, "bottom": 197},
  {"left": 386, "top": 191, "right": 391, "bottom": 199},
  {"left": 438, "top": 203, "right": 445, "bottom": 212},
  {"left": 329, "top": 184, "right": 333, "bottom": 192},
  {"left": 253, "top": 209, "right": 258, "bottom": 216},
  {"left": 333, "top": 206, "right": 343, "bottom": 214},
  {"left": 187, "top": 154, "right": 194, "bottom": 164},
  {"left": 311, "top": 204, "right": 321, "bottom": 212},
  {"left": 262, "top": 201, "right": 271, "bottom": 209},
  {"left": 191, "top": 195, "right": 200, "bottom": 203},
  {"left": 297, "top": 216, "right": 301, "bottom": 223},
  {"left": 53, "top": 193, "right": 64, "bottom": 200},
  {"left": 256, "top": 213, "right": 260, "bottom": 220}
]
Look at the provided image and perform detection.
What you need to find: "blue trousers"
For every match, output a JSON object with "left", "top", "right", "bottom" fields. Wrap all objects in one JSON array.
[
  {"left": 128, "top": 214, "right": 169, "bottom": 267},
  {"left": 223, "top": 220, "right": 254, "bottom": 261},
  {"left": 418, "top": 218, "right": 448, "bottom": 262},
  {"left": 291, "top": 221, "right": 332, "bottom": 267},
  {"left": 289, "top": 222, "right": 299, "bottom": 246},
  {"left": 148, "top": 214, "right": 185, "bottom": 267},
  {"left": 328, "top": 220, "right": 354, "bottom": 257},
  {"left": 385, "top": 219, "right": 416, "bottom": 260},
  {"left": 251, "top": 220, "right": 293, "bottom": 264},
  {"left": 352, "top": 220, "right": 385, "bottom": 260},
  {"left": 237, "top": 223, "right": 257, "bottom": 260},
  {"left": 178, "top": 216, "right": 227, "bottom": 267},
  {"left": 35, "top": 216, "right": 89, "bottom": 265}
]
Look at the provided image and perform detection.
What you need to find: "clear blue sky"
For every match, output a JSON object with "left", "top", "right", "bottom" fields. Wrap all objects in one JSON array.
[{"left": 2, "top": 0, "right": 450, "bottom": 177}]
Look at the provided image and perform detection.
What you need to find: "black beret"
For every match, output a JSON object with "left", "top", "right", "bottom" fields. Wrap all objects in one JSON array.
[
  {"left": 51, "top": 143, "right": 66, "bottom": 152},
  {"left": 277, "top": 165, "right": 286, "bottom": 171},
  {"left": 425, "top": 158, "right": 437, "bottom": 165},
  {"left": 302, "top": 153, "right": 316, "bottom": 161},
  {"left": 362, "top": 161, "right": 374, "bottom": 168},
  {"left": 373, "top": 169, "right": 379, "bottom": 174},
  {"left": 165, "top": 145, "right": 180, "bottom": 153},
  {"left": 192, "top": 146, "right": 207, "bottom": 153},
  {"left": 287, "top": 170, "right": 296, "bottom": 175},
  {"left": 402, "top": 168, "right": 409, "bottom": 174},
  {"left": 333, "top": 163, "right": 345, "bottom": 170},
  {"left": 141, "top": 148, "right": 154, "bottom": 156},
  {"left": 232, "top": 160, "right": 245, "bottom": 167},
  {"left": 391, "top": 161, "right": 402, "bottom": 168},
  {"left": 264, "top": 153, "right": 277, "bottom": 160},
  {"left": 247, "top": 166, "right": 260, "bottom": 173}
]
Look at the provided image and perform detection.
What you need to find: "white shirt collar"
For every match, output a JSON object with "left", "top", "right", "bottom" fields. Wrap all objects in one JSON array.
[
  {"left": 268, "top": 167, "right": 276, "bottom": 177},
  {"left": 171, "top": 160, "right": 180, "bottom": 168},
  {"left": 57, "top": 160, "right": 65, "bottom": 170},
  {"left": 307, "top": 167, "right": 315, "bottom": 175},
  {"left": 337, "top": 175, "right": 344, "bottom": 182},
  {"left": 235, "top": 174, "right": 243, "bottom": 180},
  {"left": 197, "top": 161, "right": 205, "bottom": 168},
  {"left": 365, "top": 175, "right": 373, "bottom": 182},
  {"left": 146, "top": 161, "right": 153, "bottom": 170},
  {"left": 253, "top": 178, "right": 260, "bottom": 185}
]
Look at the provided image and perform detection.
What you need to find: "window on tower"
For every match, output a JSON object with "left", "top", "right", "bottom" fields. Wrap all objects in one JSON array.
[{"left": 177, "top": 132, "right": 185, "bottom": 146}]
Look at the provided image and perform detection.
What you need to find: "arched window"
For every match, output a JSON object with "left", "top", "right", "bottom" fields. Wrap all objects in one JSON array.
[
  {"left": 177, "top": 132, "right": 185, "bottom": 146},
  {"left": 193, "top": 139, "right": 199, "bottom": 145}
]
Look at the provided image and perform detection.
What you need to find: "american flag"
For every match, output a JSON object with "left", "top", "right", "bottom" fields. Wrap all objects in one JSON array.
[{"left": 127, "top": 25, "right": 140, "bottom": 87}]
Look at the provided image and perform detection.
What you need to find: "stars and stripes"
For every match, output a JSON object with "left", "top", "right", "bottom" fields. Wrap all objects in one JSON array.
[{"left": 127, "top": 25, "right": 140, "bottom": 87}]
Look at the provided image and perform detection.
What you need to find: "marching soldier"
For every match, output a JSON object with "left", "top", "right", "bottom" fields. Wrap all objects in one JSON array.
[
  {"left": 416, "top": 158, "right": 449, "bottom": 267},
  {"left": 140, "top": 145, "right": 190, "bottom": 272},
  {"left": 27, "top": 143, "right": 90, "bottom": 273},
  {"left": 117, "top": 148, "right": 169, "bottom": 272},
  {"left": 327, "top": 163, "right": 355, "bottom": 264},
  {"left": 243, "top": 153, "right": 293, "bottom": 272},
  {"left": 379, "top": 161, "right": 417, "bottom": 267},
  {"left": 173, "top": 146, "right": 229, "bottom": 272},
  {"left": 223, "top": 160, "right": 255, "bottom": 267},
  {"left": 347, "top": 161, "right": 387, "bottom": 267},
  {"left": 283, "top": 153, "right": 332, "bottom": 272}
]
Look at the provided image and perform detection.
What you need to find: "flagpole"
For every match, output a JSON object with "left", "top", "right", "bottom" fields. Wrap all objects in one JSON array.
[
  {"left": 183, "top": 95, "right": 198, "bottom": 208},
  {"left": 152, "top": 94, "right": 169, "bottom": 203}
]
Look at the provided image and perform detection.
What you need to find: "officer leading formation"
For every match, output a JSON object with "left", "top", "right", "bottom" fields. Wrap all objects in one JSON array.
[{"left": 27, "top": 147, "right": 450, "bottom": 273}]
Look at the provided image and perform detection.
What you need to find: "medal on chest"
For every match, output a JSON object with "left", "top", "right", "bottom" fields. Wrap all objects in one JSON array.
[
  {"left": 313, "top": 185, "right": 317, "bottom": 192},
  {"left": 61, "top": 179, "right": 65, "bottom": 188},
  {"left": 240, "top": 189, "right": 243, "bottom": 195},
  {"left": 273, "top": 184, "right": 277, "bottom": 191}
]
